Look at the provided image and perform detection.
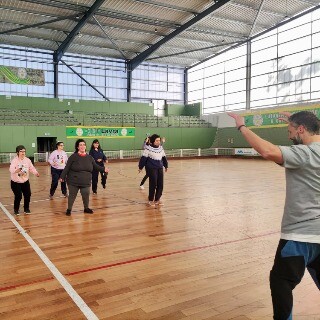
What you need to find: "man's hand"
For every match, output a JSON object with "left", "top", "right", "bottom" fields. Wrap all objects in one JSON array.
[
  {"left": 278, "top": 111, "right": 292, "bottom": 123},
  {"left": 228, "top": 112, "right": 245, "bottom": 128}
]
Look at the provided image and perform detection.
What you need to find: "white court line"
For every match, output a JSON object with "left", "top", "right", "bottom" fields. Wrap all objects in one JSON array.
[
  {"left": 0, "top": 202, "right": 99, "bottom": 320},
  {"left": 3, "top": 196, "right": 67, "bottom": 207}
]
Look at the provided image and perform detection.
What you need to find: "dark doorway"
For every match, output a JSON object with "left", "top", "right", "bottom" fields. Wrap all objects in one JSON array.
[{"left": 37, "top": 137, "right": 56, "bottom": 153}]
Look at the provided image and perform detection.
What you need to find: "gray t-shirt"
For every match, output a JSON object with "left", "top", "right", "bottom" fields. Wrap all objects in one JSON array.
[{"left": 279, "top": 142, "right": 320, "bottom": 243}]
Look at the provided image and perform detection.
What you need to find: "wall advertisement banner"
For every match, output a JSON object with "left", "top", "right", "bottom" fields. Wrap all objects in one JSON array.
[
  {"left": 66, "top": 126, "right": 135, "bottom": 138},
  {"left": 242, "top": 105, "right": 320, "bottom": 129},
  {"left": 0, "top": 65, "right": 45, "bottom": 86}
]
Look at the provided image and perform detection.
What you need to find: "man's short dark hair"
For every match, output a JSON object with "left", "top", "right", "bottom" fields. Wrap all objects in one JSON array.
[{"left": 288, "top": 111, "right": 320, "bottom": 134}]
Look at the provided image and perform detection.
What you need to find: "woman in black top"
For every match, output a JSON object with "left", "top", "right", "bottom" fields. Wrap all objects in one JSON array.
[
  {"left": 89, "top": 139, "right": 108, "bottom": 194},
  {"left": 60, "top": 139, "right": 108, "bottom": 216}
]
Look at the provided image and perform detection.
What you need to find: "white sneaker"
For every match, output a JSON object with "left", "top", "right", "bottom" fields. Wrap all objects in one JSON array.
[
  {"left": 147, "top": 201, "right": 155, "bottom": 207},
  {"left": 49, "top": 195, "right": 53, "bottom": 200},
  {"left": 155, "top": 201, "right": 164, "bottom": 206},
  {"left": 139, "top": 185, "right": 145, "bottom": 190}
]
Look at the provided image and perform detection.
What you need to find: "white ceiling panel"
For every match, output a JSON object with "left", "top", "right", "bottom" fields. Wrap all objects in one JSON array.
[{"left": 0, "top": 0, "right": 318, "bottom": 68}]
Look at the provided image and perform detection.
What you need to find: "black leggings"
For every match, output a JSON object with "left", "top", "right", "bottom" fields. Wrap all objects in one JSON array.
[
  {"left": 92, "top": 169, "right": 107, "bottom": 193},
  {"left": 140, "top": 172, "right": 148, "bottom": 186},
  {"left": 11, "top": 180, "right": 31, "bottom": 211},
  {"left": 270, "top": 239, "right": 320, "bottom": 319},
  {"left": 146, "top": 167, "right": 163, "bottom": 202},
  {"left": 50, "top": 167, "right": 67, "bottom": 196}
]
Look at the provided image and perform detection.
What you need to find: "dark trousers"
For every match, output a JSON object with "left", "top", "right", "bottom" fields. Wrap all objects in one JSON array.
[
  {"left": 146, "top": 167, "right": 164, "bottom": 202},
  {"left": 11, "top": 180, "right": 31, "bottom": 211},
  {"left": 140, "top": 171, "right": 148, "bottom": 186},
  {"left": 50, "top": 167, "right": 67, "bottom": 196},
  {"left": 270, "top": 239, "right": 320, "bottom": 320},
  {"left": 67, "top": 184, "right": 90, "bottom": 210},
  {"left": 92, "top": 169, "right": 107, "bottom": 193}
]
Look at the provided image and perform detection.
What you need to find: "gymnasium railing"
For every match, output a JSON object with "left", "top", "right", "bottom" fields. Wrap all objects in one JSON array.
[{"left": 0, "top": 148, "right": 260, "bottom": 164}]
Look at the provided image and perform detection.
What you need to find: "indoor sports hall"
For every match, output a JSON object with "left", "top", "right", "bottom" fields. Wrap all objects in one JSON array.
[{"left": 1, "top": 1, "right": 320, "bottom": 319}]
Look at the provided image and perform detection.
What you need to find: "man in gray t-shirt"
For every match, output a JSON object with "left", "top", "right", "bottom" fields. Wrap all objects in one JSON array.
[{"left": 229, "top": 111, "right": 320, "bottom": 320}]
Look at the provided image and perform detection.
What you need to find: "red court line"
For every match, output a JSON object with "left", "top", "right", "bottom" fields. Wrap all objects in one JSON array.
[
  {"left": 0, "top": 230, "right": 278, "bottom": 292},
  {"left": 0, "top": 276, "right": 54, "bottom": 292}
]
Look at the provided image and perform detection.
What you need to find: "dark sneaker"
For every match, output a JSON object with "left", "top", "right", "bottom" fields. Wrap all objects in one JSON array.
[
  {"left": 14, "top": 210, "right": 20, "bottom": 216},
  {"left": 66, "top": 209, "right": 71, "bottom": 216},
  {"left": 24, "top": 209, "right": 31, "bottom": 215},
  {"left": 84, "top": 208, "right": 94, "bottom": 214},
  {"left": 102, "top": 184, "right": 106, "bottom": 189}
]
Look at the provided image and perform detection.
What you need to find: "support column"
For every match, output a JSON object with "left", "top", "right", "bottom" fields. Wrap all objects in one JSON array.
[
  {"left": 53, "top": 57, "right": 59, "bottom": 98},
  {"left": 184, "top": 69, "right": 188, "bottom": 105},
  {"left": 246, "top": 40, "right": 252, "bottom": 110},
  {"left": 127, "top": 64, "right": 132, "bottom": 102}
]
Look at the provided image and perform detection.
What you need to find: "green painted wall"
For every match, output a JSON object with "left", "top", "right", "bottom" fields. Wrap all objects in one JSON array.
[
  {"left": 185, "top": 102, "right": 201, "bottom": 116},
  {"left": 0, "top": 96, "right": 217, "bottom": 156},
  {"left": 165, "top": 104, "right": 185, "bottom": 116},
  {"left": 165, "top": 102, "right": 201, "bottom": 116},
  {"left": 0, "top": 95, "right": 153, "bottom": 114},
  {"left": 0, "top": 125, "right": 217, "bottom": 156},
  {"left": 213, "top": 126, "right": 291, "bottom": 148}
]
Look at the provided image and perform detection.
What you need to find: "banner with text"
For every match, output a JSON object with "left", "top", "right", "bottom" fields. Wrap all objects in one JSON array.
[
  {"left": 66, "top": 126, "right": 135, "bottom": 138},
  {"left": 0, "top": 66, "right": 45, "bottom": 86},
  {"left": 243, "top": 105, "right": 320, "bottom": 128}
]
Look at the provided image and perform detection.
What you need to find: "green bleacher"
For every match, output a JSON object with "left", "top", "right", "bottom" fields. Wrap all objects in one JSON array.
[{"left": 0, "top": 108, "right": 211, "bottom": 128}]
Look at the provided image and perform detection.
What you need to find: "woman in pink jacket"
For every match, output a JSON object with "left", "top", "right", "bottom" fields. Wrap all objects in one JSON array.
[{"left": 9, "top": 145, "right": 40, "bottom": 216}]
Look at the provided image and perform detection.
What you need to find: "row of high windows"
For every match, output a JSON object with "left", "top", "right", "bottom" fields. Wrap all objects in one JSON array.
[
  {"left": 188, "top": 8, "right": 320, "bottom": 114},
  {"left": 0, "top": 49, "right": 185, "bottom": 105}
]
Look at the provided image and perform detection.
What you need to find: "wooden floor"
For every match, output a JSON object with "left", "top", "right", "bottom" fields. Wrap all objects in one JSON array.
[{"left": 0, "top": 158, "right": 319, "bottom": 320}]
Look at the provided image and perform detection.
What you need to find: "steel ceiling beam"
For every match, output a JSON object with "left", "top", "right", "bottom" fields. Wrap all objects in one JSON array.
[
  {"left": 53, "top": 0, "right": 105, "bottom": 63},
  {"left": 0, "top": 14, "right": 79, "bottom": 35},
  {"left": 132, "top": 0, "right": 196, "bottom": 14},
  {"left": 127, "top": 0, "right": 231, "bottom": 71},
  {"left": 146, "top": 41, "right": 239, "bottom": 61},
  {"left": 248, "top": 0, "right": 266, "bottom": 38},
  {"left": 92, "top": 15, "right": 127, "bottom": 60}
]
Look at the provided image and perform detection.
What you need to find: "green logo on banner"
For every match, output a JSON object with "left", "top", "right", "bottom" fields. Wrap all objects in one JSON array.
[
  {"left": 66, "top": 126, "right": 135, "bottom": 138},
  {"left": 243, "top": 105, "right": 320, "bottom": 128},
  {"left": 0, "top": 65, "right": 45, "bottom": 85}
]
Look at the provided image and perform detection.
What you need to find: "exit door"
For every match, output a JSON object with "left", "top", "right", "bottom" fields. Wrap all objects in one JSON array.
[{"left": 37, "top": 137, "right": 56, "bottom": 153}]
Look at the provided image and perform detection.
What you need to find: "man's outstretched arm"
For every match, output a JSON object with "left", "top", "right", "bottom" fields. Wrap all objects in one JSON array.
[{"left": 228, "top": 113, "right": 284, "bottom": 164}]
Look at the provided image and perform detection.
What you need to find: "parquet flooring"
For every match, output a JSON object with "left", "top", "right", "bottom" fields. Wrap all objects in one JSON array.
[{"left": 0, "top": 158, "right": 319, "bottom": 319}]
